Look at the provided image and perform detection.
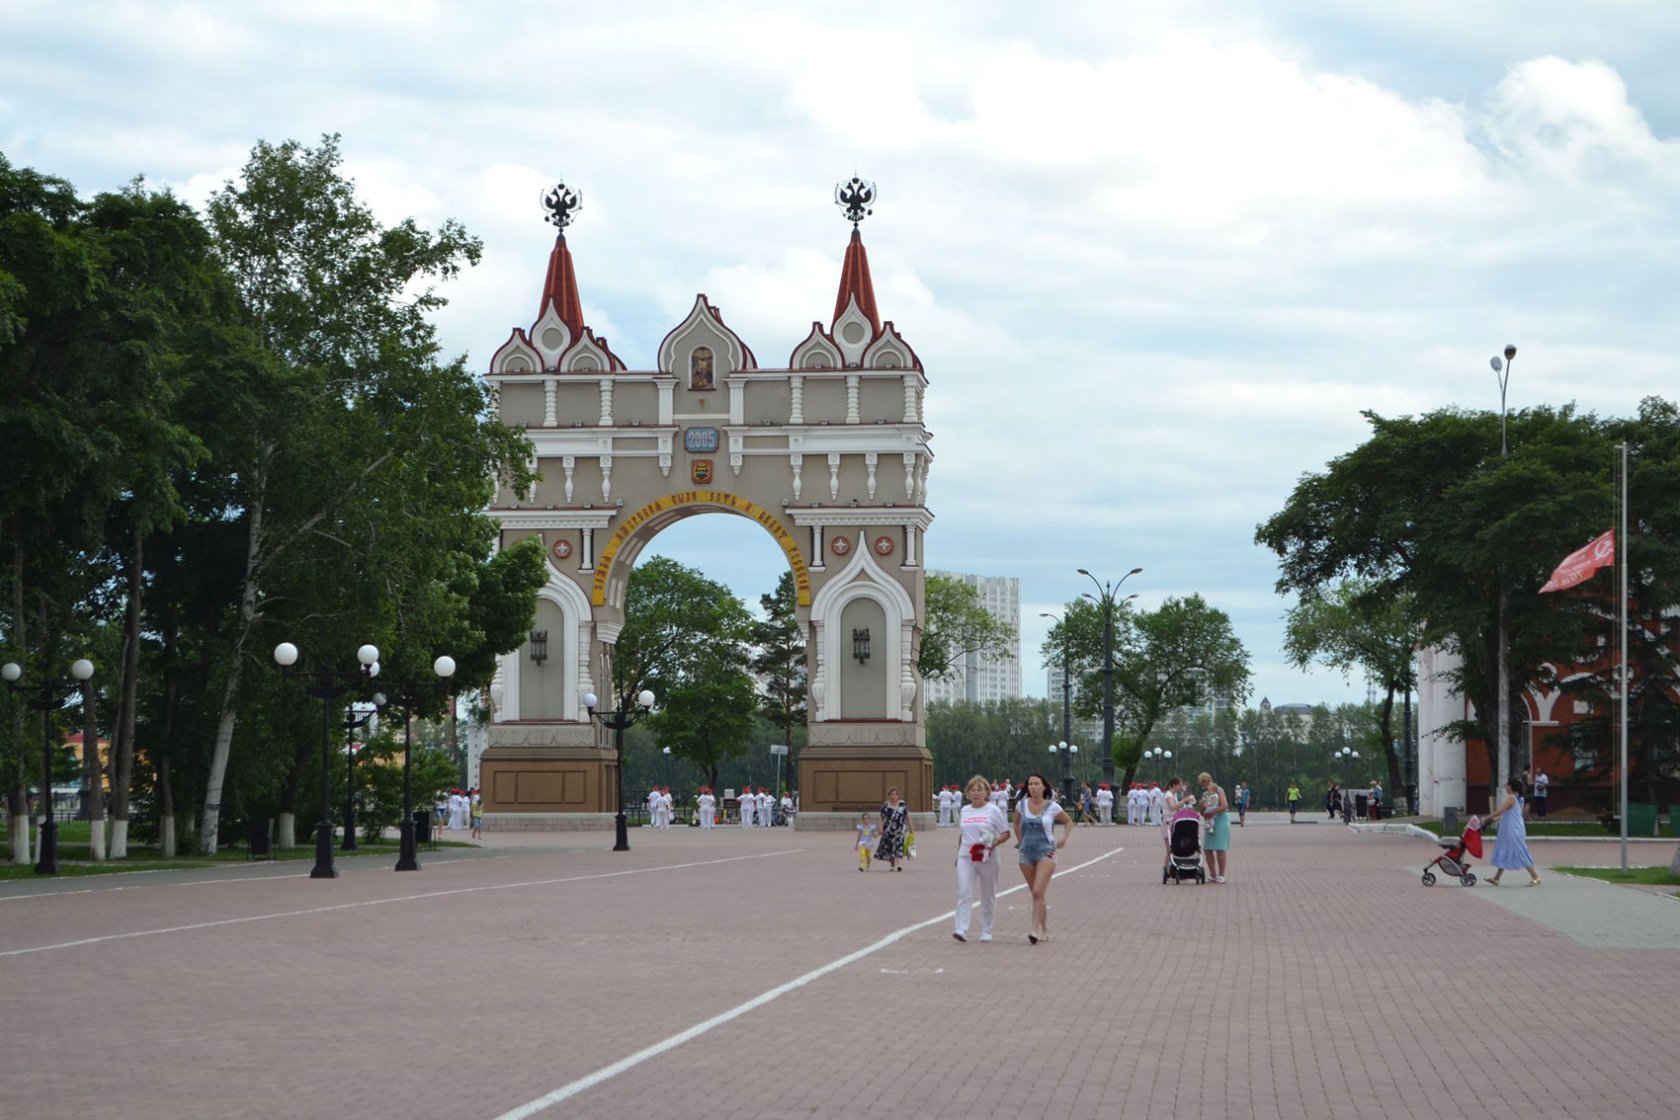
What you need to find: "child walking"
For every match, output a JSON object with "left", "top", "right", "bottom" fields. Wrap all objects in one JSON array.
[{"left": 855, "top": 812, "right": 877, "bottom": 871}]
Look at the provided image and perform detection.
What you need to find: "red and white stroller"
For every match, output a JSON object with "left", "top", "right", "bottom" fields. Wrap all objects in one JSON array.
[{"left": 1421, "top": 815, "right": 1483, "bottom": 887}]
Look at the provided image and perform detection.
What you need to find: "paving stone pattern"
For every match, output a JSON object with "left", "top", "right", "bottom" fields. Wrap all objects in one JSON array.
[{"left": 2, "top": 815, "right": 1676, "bottom": 1120}]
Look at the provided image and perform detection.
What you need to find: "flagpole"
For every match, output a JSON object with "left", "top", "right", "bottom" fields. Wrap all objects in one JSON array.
[{"left": 1619, "top": 441, "right": 1629, "bottom": 874}]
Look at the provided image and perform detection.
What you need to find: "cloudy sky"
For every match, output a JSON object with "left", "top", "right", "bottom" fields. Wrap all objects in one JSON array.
[{"left": 6, "top": 1, "right": 1679, "bottom": 709}]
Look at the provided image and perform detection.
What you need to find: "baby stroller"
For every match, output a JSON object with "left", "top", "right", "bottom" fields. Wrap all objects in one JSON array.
[
  {"left": 1163, "top": 806, "right": 1207, "bottom": 884},
  {"left": 1421, "top": 815, "right": 1482, "bottom": 886}
]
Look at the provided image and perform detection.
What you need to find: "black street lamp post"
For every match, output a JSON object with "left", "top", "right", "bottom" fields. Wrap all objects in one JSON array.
[
  {"left": 1076, "top": 567, "right": 1142, "bottom": 788},
  {"left": 3, "top": 657, "right": 95, "bottom": 876},
  {"left": 274, "top": 642, "right": 380, "bottom": 879},
  {"left": 584, "top": 688, "right": 655, "bottom": 852},
  {"left": 380, "top": 655, "right": 456, "bottom": 871},
  {"left": 341, "top": 703, "right": 380, "bottom": 852}
]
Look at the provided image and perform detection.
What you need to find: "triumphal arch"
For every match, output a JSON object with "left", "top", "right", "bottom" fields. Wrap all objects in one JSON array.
[{"left": 478, "top": 180, "right": 933, "bottom": 831}]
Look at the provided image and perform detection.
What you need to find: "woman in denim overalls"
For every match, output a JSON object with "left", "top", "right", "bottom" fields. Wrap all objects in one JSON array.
[{"left": 1013, "top": 773, "right": 1071, "bottom": 944}]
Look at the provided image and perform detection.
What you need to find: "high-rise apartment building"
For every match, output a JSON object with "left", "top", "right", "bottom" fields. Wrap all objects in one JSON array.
[{"left": 923, "top": 570, "right": 1022, "bottom": 704}]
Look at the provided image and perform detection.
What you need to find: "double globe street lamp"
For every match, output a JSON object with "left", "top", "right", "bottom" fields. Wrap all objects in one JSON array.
[
  {"left": 1146, "top": 745, "right": 1173, "bottom": 779},
  {"left": 1047, "top": 741, "right": 1079, "bottom": 805},
  {"left": 583, "top": 689, "right": 655, "bottom": 852},
  {"left": 380, "top": 655, "right": 457, "bottom": 872},
  {"left": 273, "top": 642, "right": 380, "bottom": 879},
  {"left": 2, "top": 656, "right": 95, "bottom": 875}
]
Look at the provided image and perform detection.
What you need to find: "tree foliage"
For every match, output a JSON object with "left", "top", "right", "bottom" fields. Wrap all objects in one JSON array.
[
  {"left": 1257, "top": 402, "right": 1680, "bottom": 803},
  {"left": 0, "top": 141, "right": 540, "bottom": 861},
  {"left": 618, "top": 556, "right": 760, "bottom": 789},
  {"left": 1041, "top": 593, "right": 1250, "bottom": 785},
  {"left": 919, "top": 573, "right": 1016, "bottom": 681},
  {"left": 1283, "top": 580, "right": 1418, "bottom": 796}
]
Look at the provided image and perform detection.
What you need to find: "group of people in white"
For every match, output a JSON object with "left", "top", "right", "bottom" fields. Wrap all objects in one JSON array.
[
  {"left": 435, "top": 788, "right": 479, "bottom": 833},
  {"left": 933, "top": 780, "right": 1172, "bottom": 828},
  {"left": 685, "top": 786, "right": 796, "bottom": 829},
  {"left": 645, "top": 786, "right": 677, "bottom": 828}
]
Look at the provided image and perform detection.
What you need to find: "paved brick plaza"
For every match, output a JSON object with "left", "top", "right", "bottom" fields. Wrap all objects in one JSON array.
[{"left": 2, "top": 815, "right": 1676, "bottom": 1120}]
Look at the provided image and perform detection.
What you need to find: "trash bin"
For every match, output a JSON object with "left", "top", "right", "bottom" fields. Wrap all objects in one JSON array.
[
  {"left": 1354, "top": 792, "right": 1369, "bottom": 820},
  {"left": 1627, "top": 802, "right": 1657, "bottom": 837},
  {"left": 413, "top": 809, "right": 431, "bottom": 845},
  {"left": 1442, "top": 806, "right": 1461, "bottom": 838},
  {"left": 248, "top": 816, "right": 272, "bottom": 858}
]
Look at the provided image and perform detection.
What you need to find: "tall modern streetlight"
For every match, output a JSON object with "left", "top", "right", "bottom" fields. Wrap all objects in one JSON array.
[
  {"left": 3, "top": 656, "right": 95, "bottom": 875},
  {"left": 274, "top": 642, "right": 380, "bottom": 879},
  {"left": 1076, "top": 567, "right": 1142, "bottom": 788},
  {"left": 584, "top": 688, "right": 655, "bottom": 852},
  {"left": 1490, "top": 343, "right": 1517, "bottom": 804},
  {"left": 380, "top": 655, "right": 456, "bottom": 871}
]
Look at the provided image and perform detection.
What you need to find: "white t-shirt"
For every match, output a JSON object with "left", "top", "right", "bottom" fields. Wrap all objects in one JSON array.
[
  {"left": 1096, "top": 789, "right": 1113, "bottom": 808},
  {"left": 1534, "top": 773, "right": 1549, "bottom": 797},
  {"left": 958, "top": 802, "right": 1010, "bottom": 863},
  {"left": 698, "top": 793, "right": 715, "bottom": 813}
]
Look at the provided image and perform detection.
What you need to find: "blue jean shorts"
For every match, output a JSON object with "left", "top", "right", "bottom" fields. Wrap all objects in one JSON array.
[{"left": 1018, "top": 820, "right": 1055, "bottom": 866}]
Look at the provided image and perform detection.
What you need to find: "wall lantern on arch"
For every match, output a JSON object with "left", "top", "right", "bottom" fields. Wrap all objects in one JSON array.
[{"left": 853, "top": 628, "right": 872, "bottom": 663}]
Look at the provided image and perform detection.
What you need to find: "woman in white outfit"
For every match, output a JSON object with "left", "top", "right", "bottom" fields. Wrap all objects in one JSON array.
[
  {"left": 698, "top": 787, "right": 716, "bottom": 828},
  {"left": 953, "top": 775, "right": 1009, "bottom": 943},
  {"left": 739, "top": 791, "right": 756, "bottom": 828}
]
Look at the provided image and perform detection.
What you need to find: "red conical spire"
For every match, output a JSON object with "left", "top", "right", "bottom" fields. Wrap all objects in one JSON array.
[
  {"left": 538, "top": 233, "right": 586, "bottom": 335},
  {"left": 832, "top": 228, "right": 880, "bottom": 336}
]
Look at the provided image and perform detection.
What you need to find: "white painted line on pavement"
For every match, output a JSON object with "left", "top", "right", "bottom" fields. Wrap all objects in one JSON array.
[
  {"left": 0, "top": 849, "right": 801, "bottom": 957},
  {"left": 491, "top": 844, "right": 1127, "bottom": 1120}
]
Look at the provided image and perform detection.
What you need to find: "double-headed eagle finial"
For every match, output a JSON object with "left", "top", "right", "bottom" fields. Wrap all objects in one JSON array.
[
  {"left": 835, "top": 176, "right": 876, "bottom": 228},
  {"left": 541, "top": 181, "right": 582, "bottom": 230}
]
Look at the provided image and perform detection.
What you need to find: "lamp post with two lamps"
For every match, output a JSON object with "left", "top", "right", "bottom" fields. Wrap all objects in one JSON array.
[
  {"left": 1076, "top": 567, "right": 1142, "bottom": 788},
  {"left": 584, "top": 688, "right": 655, "bottom": 852},
  {"left": 273, "top": 642, "right": 380, "bottom": 879},
  {"left": 1146, "top": 745, "right": 1173, "bottom": 779},
  {"left": 378, "top": 655, "right": 457, "bottom": 871},
  {"left": 2, "top": 656, "right": 95, "bottom": 875},
  {"left": 1047, "top": 741, "right": 1079, "bottom": 806}
]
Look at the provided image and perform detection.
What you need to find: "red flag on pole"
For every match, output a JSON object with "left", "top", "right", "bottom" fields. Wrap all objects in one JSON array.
[{"left": 1538, "top": 530, "right": 1615, "bottom": 593}]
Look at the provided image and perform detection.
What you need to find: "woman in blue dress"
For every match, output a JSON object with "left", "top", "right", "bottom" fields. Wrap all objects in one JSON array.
[{"left": 1486, "top": 778, "right": 1541, "bottom": 886}]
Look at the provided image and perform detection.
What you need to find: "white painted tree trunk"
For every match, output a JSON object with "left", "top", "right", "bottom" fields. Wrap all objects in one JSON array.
[
  {"left": 160, "top": 816, "right": 176, "bottom": 858},
  {"left": 90, "top": 811, "right": 106, "bottom": 861},
  {"left": 108, "top": 817, "right": 128, "bottom": 860},
  {"left": 1670, "top": 844, "right": 1679, "bottom": 877},
  {"left": 11, "top": 813, "right": 29, "bottom": 865},
  {"left": 277, "top": 812, "right": 296, "bottom": 849}
]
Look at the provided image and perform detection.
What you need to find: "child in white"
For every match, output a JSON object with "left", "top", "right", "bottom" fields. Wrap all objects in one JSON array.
[
  {"left": 698, "top": 789, "right": 716, "bottom": 828},
  {"left": 953, "top": 776, "right": 1010, "bottom": 942}
]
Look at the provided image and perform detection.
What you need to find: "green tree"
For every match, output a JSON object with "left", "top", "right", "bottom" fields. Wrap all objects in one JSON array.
[
  {"left": 1257, "top": 405, "right": 1620, "bottom": 807},
  {"left": 751, "top": 570, "right": 806, "bottom": 770},
  {"left": 616, "top": 556, "right": 759, "bottom": 787},
  {"left": 1282, "top": 580, "right": 1417, "bottom": 799},
  {"left": 187, "top": 134, "right": 526, "bottom": 853},
  {"left": 919, "top": 574, "right": 1016, "bottom": 681},
  {"left": 1042, "top": 594, "right": 1250, "bottom": 788}
]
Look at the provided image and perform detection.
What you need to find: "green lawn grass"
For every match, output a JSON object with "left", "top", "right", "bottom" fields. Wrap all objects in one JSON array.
[
  {"left": 1555, "top": 865, "right": 1680, "bottom": 887},
  {"left": 1412, "top": 819, "right": 1614, "bottom": 837},
  {"left": 0, "top": 819, "right": 474, "bottom": 881}
]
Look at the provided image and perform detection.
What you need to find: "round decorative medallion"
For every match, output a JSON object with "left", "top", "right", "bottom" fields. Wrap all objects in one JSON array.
[
  {"left": 873, "top": 535, "right": 895, "bottom": 556},
  {"left": 551, "top": 538, "right": 573, "bottom": 561},
  {"left": 830, "top": 536, "right": 852, "bottom": 556}
]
